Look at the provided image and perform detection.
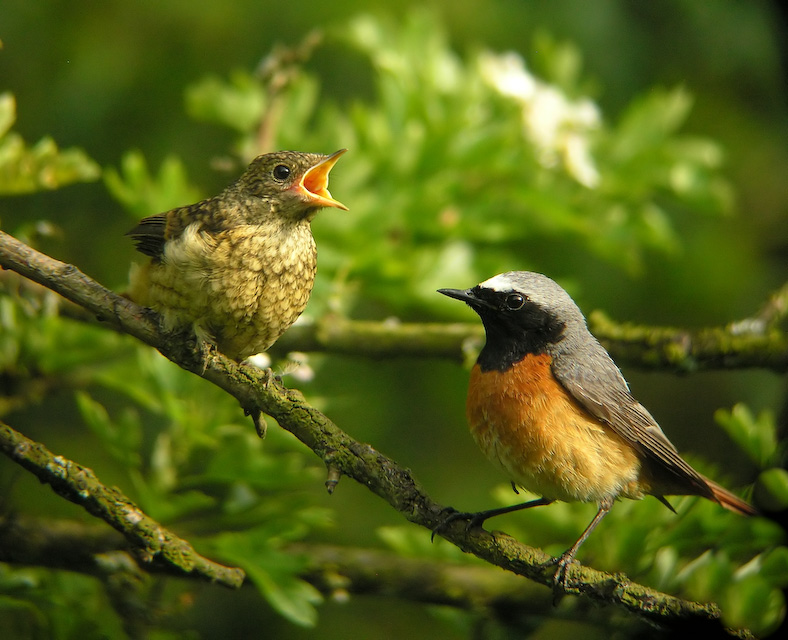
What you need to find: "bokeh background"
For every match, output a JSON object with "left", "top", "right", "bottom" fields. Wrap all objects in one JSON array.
[{"left": 1, "top": 1, "right": 787, "bottom": 638}]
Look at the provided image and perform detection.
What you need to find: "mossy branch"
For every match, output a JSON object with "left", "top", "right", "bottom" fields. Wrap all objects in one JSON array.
[
  {"left": 0, "top": 516, "right": 677, "bottom": 636},
  {"left": 0, "top": 230, "right": 753, "bottom": 636},
  {"left": 269, "top": 309, "right": 788, "bottom": 372},
  {"left": 0, "top": 514, "right": 126, "bottom": 575},
  {"left": 0, "top": 420, "right": 245, "bottom": 589}
]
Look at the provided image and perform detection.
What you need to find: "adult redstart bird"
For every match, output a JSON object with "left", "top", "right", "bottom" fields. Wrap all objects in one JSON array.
[
  {"left": 437, "top": 271, "right": 756, "bottom": 585},
  {"left": 127, "top": 150, "right": 347, "bottom": 361}
]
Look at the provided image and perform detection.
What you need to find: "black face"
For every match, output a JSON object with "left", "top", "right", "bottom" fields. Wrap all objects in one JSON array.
[{"left": 440, "top": 285, "right": 565, "bottom": 371}]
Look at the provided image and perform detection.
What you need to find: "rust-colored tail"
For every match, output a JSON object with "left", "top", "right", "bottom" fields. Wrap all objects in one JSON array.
[{"left": 706, "top": 478, "right": 758, "bottom": 516}]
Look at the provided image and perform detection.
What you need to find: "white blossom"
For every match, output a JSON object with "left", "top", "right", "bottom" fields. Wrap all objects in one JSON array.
[{"left": 480, "top": 51, "right": 601, "bottom": 187}]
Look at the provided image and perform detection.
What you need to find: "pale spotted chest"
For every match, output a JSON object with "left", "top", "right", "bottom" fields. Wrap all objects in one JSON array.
[
  {"left": 130, "top": 220, "right": 317, "bottom": 360},
  {"left": 203, "top": 222, "right": 317, "bottom": 359}
]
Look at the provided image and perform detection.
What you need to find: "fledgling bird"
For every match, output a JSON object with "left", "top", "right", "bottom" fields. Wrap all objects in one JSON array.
[
  {"left": 437, "top": 271, "right": 756, "bottom": 585},
  {"left": 127, "top": 150, "right": 347, "bottom": 361}
]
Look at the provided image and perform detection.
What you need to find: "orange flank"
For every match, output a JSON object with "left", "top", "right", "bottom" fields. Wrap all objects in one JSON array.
[{"left": 466, "top": 356, "right": 644, "bottom": 505}]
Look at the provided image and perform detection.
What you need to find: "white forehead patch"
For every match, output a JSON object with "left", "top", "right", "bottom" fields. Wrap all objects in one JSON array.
[{"left": 479, "top": 273, "right": 518, "bottom": 292}]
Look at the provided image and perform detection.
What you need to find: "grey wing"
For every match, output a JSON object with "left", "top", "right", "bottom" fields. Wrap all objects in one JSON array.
[{"left": 551, "top": 339, "right": 713, "bottom": 498}]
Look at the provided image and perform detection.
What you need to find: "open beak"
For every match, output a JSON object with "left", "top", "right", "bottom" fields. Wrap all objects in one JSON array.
[{"left": 300, "top": 149, "right": 348, "bottom": 210}]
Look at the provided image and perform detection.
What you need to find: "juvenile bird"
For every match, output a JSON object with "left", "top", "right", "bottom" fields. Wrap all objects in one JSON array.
[
  {"left": 127, "top": 150, "right": 347, "bottom": 361},
  {"left": 438, "top": 271, "right": 756, "bottom": 585}
]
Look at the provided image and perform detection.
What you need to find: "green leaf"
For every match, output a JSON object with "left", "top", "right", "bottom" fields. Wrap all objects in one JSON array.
[
  {"left": 529, "top": 30, "right": 587, "bottom": 94},
  {"left": 756, "top": 547, "right": 788, "bottom": 588},
  {"left": 0, "top": 92, "right": 15, "bottom": 138},
  {"left": 756, "top": 467, "right": 788, "bottom": 511},
  {"left": 678, "top": 550, "right": 734, "bottom": 595},
  {"left": 723, "top": 572, "right": 786, "bottom": 637},
  {"left": 0, "top": 93, "right": 100, "bottom": 194},
  {"left": 613, "top": 86, "right": 694, "bottom": 157},
  {"left": 75, "top": 392, "right": 142, "bottom": 468},
  {"left": 714, "top": 404, "right": 778, "bottom": 467},
  {"left": 378, "top": 525, "right": 470, "bottom": 563},
  {"left": 0, "top": 568, "right": 126, "bottom": 639},
  {"left": 212, "top": 529, "right": 322, "bottom": 626},
  {"left": 185, "top": 71, "right": 265, "bottom": 134},
  {"left": 104, "top": 150, "right": 201, "bottom": 217}
]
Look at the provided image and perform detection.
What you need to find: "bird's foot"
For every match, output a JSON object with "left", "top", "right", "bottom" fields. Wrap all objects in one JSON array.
[
  {"left": 432, "top": 498, "right": 553, "bottom": 542},
  {"left": 262, "top": 367, "right": 285, "bottom": 388},
  {"left": 197, "top": 339, "right": 218, "bottom": 374},
  {"left": 542, "top": 552, "right": 578, "bottom": 602},
  {"left": 431, "top": 508, "right": 491, "bottom": 542},
  {"left": 136, "top": 304, "right": 161, "bottom": 324}
]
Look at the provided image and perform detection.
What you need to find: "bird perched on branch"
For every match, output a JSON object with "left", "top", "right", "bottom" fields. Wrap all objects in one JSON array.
[
  {"left": 437, "top": 271, "right": 756, "bottom": 586},
  {"left": 127, "top": 149, "right": 347, "bottom": 361}
]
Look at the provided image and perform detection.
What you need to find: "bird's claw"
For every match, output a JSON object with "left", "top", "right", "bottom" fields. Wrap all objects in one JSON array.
[
  {"left": 541, "top": 552, "right": 577, "bottom": 602},
  {"left": 431, "top": 508, "right": 489, "bottom": 542}
]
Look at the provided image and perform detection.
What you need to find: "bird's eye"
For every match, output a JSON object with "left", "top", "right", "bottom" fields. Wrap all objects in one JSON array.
[
  {"left": 273, "top": 164, "right": 291, "bottom": 181},
  {"left": 505, "top": 293, "right": 525, "bottom": 310}
]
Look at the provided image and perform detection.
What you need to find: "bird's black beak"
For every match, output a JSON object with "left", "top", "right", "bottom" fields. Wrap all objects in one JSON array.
[
  {"left": 438, "top": 286, "right": 492, "bottom": 310},
  {"left": 438, "top": 288, "right": 476, "bottom": 303}
]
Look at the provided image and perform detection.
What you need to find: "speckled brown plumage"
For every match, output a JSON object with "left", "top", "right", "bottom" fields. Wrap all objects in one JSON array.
[{"left": 126, "top": 150, "right": 347, "bottom": 361}]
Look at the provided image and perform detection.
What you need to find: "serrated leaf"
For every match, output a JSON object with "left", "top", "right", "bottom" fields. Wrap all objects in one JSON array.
[
  {"left": 104, "top": 150, "right": 201, "bottom": 216},
  {"left": 212, "top": 530, "right": 322, "bottom": 627},
  {"left": 185, "top": 71, "right": 265, "bottom": 134},
  {"left": 757, "top": 468, "right": 788, "bottom": 510},
  {"left": 715, "top": 404, "right": 778, "bottom": 467},
  {"left": 0, "top": 129, "right": 100, "bottom": 194},
  {"left": 75, "top": 391, "right": 142, "bottom": 468}
]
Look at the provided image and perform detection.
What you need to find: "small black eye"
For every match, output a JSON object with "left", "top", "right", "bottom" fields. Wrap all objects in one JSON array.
[
  {"left": 273, "top": 164, "right": 291, "bottom": 181},
  {"left": 505, "top": 293, "right": 525, "bottom": 310}
]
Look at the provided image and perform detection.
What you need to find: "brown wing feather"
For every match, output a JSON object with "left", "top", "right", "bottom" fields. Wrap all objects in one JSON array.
[
  {"left": 126, "top": 199, "right": 218, "bottom": 260},
  {"left": 126, "top": 213, "right": 168, "bottom": 258}
]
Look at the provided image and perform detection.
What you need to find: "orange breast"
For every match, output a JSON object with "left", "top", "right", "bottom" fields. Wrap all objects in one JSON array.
[{"left": 466, "top": 355, "right": 643, "bottom": 503}]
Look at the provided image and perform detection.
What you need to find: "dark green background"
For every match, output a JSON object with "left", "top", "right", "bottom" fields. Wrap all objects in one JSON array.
[{"left": 1, "top": 1, "right": 786, "bottom": 638}]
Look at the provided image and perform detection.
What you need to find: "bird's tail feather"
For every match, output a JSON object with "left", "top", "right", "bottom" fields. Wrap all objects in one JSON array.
[{"left": 706, "top": 478, "right": 758, "bottom": 516}]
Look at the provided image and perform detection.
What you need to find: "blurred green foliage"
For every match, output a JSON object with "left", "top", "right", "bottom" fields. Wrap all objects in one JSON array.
[
  {"left": 1, "top": 2, "right": 787, "bottom": 639},
  {"left": 174, "top": 12, "right": 733, "bottom": 314},
  {"left": 0, "top": 93, "right": 99, "bottom": 196},
  {"left": 104, "top": 151, "right": 202, "bottom": 218}
]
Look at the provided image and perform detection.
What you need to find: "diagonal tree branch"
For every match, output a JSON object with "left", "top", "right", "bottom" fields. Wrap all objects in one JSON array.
[
  {"left": 0, "top": 420, "right": 245, "bottom": 589},
  {"left": 0, "top": 230, "right": 751, "bottom": 637}
]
